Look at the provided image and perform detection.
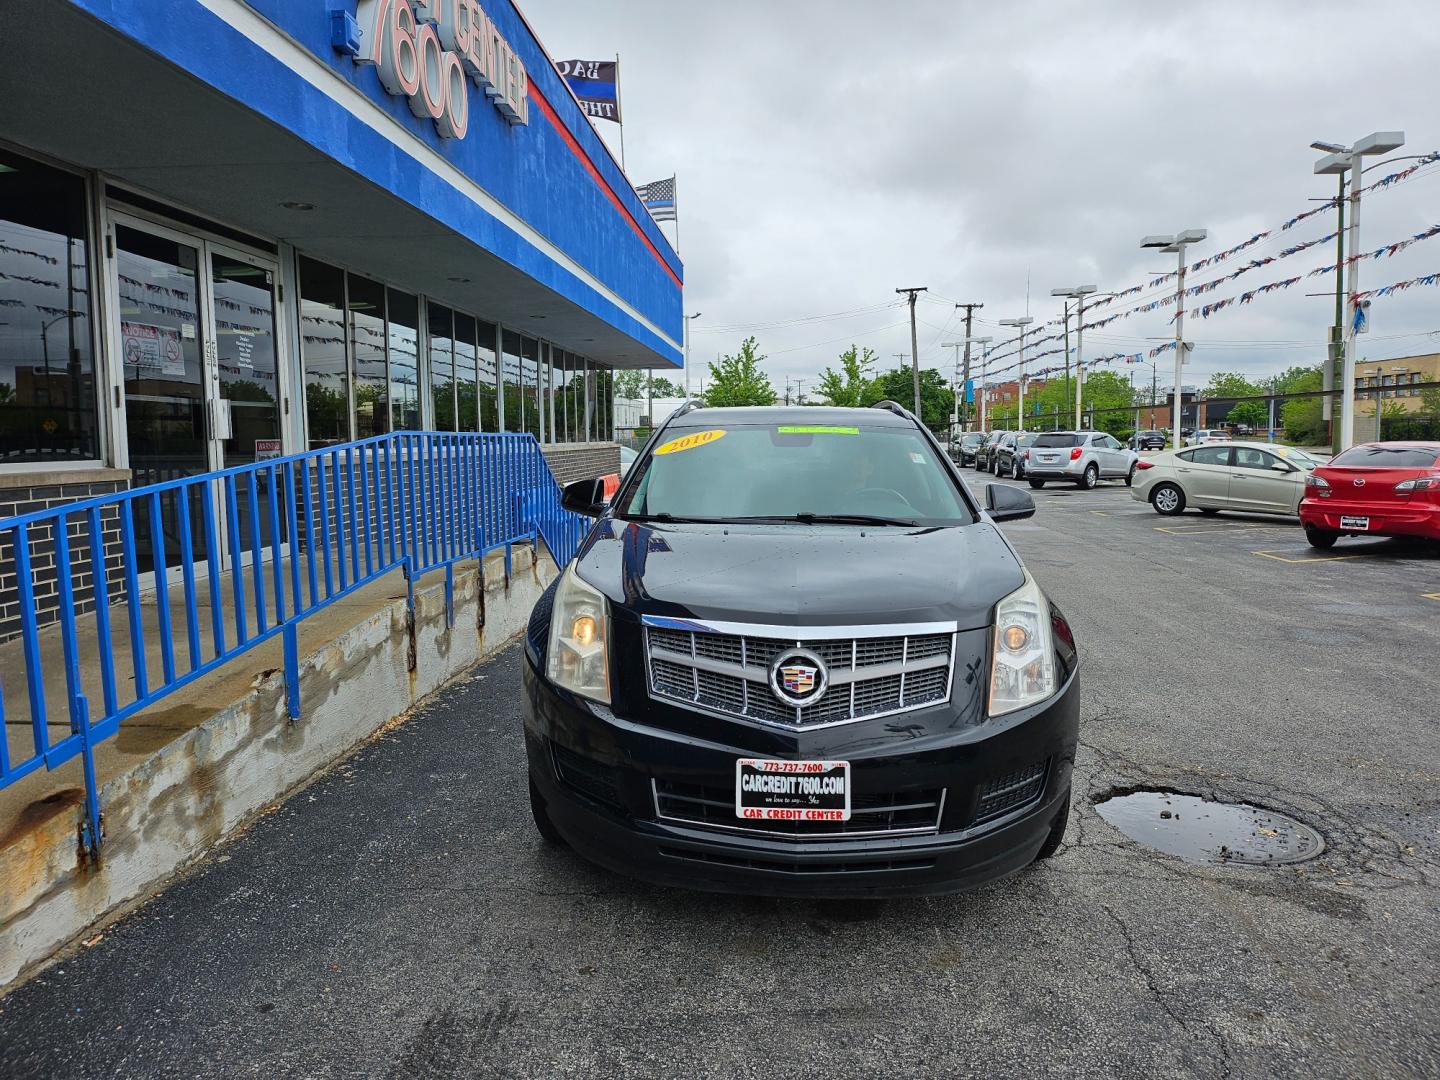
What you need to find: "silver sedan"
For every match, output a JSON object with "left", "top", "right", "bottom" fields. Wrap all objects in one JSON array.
[{"left": 1130, "top": 442, "right": 1321, "bottom": 517}]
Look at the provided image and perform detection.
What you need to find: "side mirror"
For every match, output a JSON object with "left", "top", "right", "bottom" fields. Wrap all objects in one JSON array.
[
  {"left": 561, "top": 477, "right": 607, "bottom": 516},
  {"left": 985, "top": 483, "right": 1036, "bottom": 522},
  {"left": 1271, "top": 463, "right": 1297, "bottom": 474}
]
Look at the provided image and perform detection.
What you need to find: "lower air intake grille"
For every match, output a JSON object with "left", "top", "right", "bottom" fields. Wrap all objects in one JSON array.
[
  {"left": 551, "top": 743, "right": 622, "bottom": 810},
  {"left": 654, "top": 778, "right": 944, "bottom": 838},
  {"left": 974, "top": 759, "right": 1048, "bottom": 824}
]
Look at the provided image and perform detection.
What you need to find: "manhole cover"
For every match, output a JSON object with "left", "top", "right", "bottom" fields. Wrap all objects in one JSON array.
[{"left": 1094, "top": 790, "right": 1323, "bottom": 865}]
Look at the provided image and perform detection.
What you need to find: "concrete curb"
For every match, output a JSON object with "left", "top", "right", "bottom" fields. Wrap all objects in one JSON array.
[{"left": 0, "top": 544, "right": 556, "bottom": 991}]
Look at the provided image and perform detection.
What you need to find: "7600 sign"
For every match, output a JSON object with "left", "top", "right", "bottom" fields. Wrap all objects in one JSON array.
[{"left": 348, "top": 0, "right": 529, "bottom": 139}]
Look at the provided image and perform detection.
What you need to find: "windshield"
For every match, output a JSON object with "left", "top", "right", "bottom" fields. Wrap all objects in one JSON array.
[
  {"left": 1330, "top": 445, "right": 1440, "bottom": 469},
  {"left": 621, "top": 423, "right": 975, "bottom": 526},
  {"left": 1033, "top": 434, "right": 1082, "bottom": 448},
  {"left": 960, "top": 433, "right": 985, "bottom": 445}
]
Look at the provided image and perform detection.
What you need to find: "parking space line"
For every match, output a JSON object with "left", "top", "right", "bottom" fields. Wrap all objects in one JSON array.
[
  {"left": 1155, "top": 523, "right": 1294, "bottom": 536},
  {"left": 1251, "top": 549, "right": 1370, "bottom": 564},
  {"left": 1423, "top": 592, "right": 1440, "bottom": 601}
]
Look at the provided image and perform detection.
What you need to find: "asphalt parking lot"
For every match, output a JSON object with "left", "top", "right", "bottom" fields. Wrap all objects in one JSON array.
[{"left": 3, "top": 475, "right": 1438, "bottom": 1079}]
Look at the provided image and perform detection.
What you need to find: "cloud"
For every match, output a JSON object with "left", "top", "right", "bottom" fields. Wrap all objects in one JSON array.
[{"left": 531, "top": 0, "right": 1440, "bottom": 392}]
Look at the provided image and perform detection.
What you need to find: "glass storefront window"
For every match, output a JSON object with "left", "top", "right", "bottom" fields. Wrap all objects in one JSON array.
[
  {"left": 476, "top": 320, "right": 499, "bottom": 432},
  {"left": 454, "top": 311, "right": 478, "bottom": 432},
  {"left": 502, "top": 329, "right": 523, "bottom": 434},
  {"left": 298, "top": 257, "right": 349, "bottom": 447},
  {"left": 0, "top": 148, "right": 98, "bottom": 463},
  {"left": 539, "top": 342, "right": 554, "bottom": 443},
  {"left": 349, "top": 274, "right": 387, "bottom": 439},
  {"left": 428, "top": 302, "right": 455, "bottom": 431},
  {"left": 521, "top": 335, "right": 541, "bottom": 439},
  {"left": 595, "top": 366, "right": 612, "bottom": 442},
  {"left": 555, "top": 351, "right": 569, "bottom": 443},
  {"left": 387, "top": 288, "right": 420, "bottom": 430}
]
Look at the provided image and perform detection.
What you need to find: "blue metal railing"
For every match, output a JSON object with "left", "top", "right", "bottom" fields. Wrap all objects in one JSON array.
[{"left": 0, "top": 431, "right": 593, "bottom": 856}]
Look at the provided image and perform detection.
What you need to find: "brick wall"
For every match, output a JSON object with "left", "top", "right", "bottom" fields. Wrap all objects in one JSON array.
[
  {"left": 0, "top": 470, "right": 130, "bottom": 640},
  {"left": 542, "top": 443, "right": 621, "bottom": 486}
]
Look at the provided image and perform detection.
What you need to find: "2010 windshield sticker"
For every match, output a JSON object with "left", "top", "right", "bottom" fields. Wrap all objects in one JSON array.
[
  {"left": 655, "top": 429, "right": 726, "bottom": 455},
  {"left": 776, "top": 425, "right": 860, "bottom": 435}
]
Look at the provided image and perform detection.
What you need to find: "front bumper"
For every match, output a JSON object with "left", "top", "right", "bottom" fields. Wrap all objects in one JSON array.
[
  {"left": 1299, "top": 497, "right": 1440, "bottom": 540},
  {"left": 522, "top": 659, "right": 1079, "bottom": 898}
]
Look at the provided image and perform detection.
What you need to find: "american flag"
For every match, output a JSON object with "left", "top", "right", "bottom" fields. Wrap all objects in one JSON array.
[{"left": 635, "top": 176, "right": 677, "bottom": 222}]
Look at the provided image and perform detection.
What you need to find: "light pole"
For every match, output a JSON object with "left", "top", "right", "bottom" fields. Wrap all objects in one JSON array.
[
  {"left": 682, "top": 311, "right": 702, "bottom": 397},
  {"left": 999, "top": 317, "right": 1033, "bottom": 432},
  {"left": 1141, "top": 229, "right": 1208, "bottom": 449},
  {"left": 1052, "top": 286, "right": 1097, "bottom": 429},
  {"left": 943, "top": 336, "right": 991, "bottom": 432},
  {"left": 1313, "top": 131, "right": 1405, "bottom": 450},
  {"left": 976, "top": 340, "right": 993, "bottom": 431}
]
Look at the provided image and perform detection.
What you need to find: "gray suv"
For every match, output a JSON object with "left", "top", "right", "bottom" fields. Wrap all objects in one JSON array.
[{"left": 1025, "top": 431, "right": 1139, "bottom": 489}]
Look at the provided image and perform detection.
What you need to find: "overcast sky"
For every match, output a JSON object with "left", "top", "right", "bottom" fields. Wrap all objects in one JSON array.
[{"left": 530, "top": 0, "right": 1440, "bottom": 397}]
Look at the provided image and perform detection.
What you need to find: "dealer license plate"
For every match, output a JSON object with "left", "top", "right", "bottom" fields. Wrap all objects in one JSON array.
[
  {"left": 1340, "top": 515, "right": 1370, "bottom": 530},
  {"left": 735, "top": 759, "right": 851, "bottom": 822}
]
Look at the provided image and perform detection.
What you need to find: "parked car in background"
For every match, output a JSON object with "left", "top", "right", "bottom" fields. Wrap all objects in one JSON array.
[
  {"left": 1184, "top": 429, "right": 1231, "bottom": 447},
  {"left": 954, "top": 431, "right": 987, "bottom": 466},
  {"left": 975, "top": 430, "right": 1006, "bottom": 472},
  {"left": 994, "top": 431, "right": 1041, "bottom": 480},
  {"left": 1131, "top": 442, "right": 1317, "bottom": 517},
  {"left": 1299, "top": 441, "right": 1440, "bottom": 548},
  {"left": 1024, "top": 431, "right": 1138, "bottom": 489},
  {"left": 1128, "top": 430, "right": 1167, "bottom": 451}
]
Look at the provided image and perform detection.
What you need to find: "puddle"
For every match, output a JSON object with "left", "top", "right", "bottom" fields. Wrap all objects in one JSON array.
[{"left": 1094, "top": 790, "right": 1323, "bottom": 866}]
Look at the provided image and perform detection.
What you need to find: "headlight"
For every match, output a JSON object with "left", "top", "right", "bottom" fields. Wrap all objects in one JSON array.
[
  {"left": 546, "top": 565, "right": 611, "bottom": 704},
  {"left": 989, "top": 571, "right": 1056, "bottom": 717}
]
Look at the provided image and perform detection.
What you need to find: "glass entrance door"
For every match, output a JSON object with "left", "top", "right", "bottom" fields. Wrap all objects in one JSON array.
[
  {"left": 114, "top": 218, "right": 286, "bottom": 581},
  {"left": 115, "top": 223, "right": 211, "bottom": 577}
]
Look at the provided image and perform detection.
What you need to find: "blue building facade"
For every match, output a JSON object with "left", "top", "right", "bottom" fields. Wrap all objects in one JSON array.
[{"left": 0, "top": 0, "right": 682, "bottom": 509}]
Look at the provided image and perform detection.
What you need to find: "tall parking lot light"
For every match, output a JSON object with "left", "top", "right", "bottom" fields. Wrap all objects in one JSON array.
[
  {"left": 1141, "top": 230, "right": 1207, "bottom": 450},
  {"left": 1052, "top": 286, "right": 1097, "bottom": 429},
  {"left": 999, "top": 318, "right": 1033, "bottom": 432},
  {"left": 1314, "top": 131, "right": 1405, "bottom": 450}
]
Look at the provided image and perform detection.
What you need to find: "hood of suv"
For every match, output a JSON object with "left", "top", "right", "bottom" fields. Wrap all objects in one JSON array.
[{"left": 573, "top": 518, "right": 1026, "bottom": 630}]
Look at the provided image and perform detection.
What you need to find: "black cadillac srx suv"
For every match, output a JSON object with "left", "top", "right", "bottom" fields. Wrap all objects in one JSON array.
[{"left": 523, "top": 402, "right": 1079, "bottom": 897}]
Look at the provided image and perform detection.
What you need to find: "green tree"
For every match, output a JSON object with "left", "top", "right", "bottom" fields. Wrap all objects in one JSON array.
[
  {"left": 704, "top": 337, "right": 777, "bottom": 407},
  {"left": 1420, "top": 385, "right": 1440, "bottom": 415},
  {"left": 1205, "top": 371, "right": 1262, "bottom": 399},
  {"left": 613, "top": 370, "right": 646, "bottom": 398},
  {"left": 815, "top": 345, "right": 878, "bottom": 407},
  {"left": 1228, "top": 400, "right": 1269, "bottom": 428},
  {"left": 866, "top": 367, "right": 955, "bottom": 431},
  {"left": 1280, "top": 368, "right": 1326, "bottom": 444}
]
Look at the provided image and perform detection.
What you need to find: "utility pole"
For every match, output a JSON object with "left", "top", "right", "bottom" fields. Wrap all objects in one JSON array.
[
  {"left": 895, "top": 286, "right": 927, "bottom": 419},
  {"left": 954, "top": 302, "right": 983, "bottom": 429}
]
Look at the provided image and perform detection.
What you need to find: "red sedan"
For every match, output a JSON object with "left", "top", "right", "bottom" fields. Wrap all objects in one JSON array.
[{"left": 1299, "top": 441, "right": 1440, "bottom": 549}]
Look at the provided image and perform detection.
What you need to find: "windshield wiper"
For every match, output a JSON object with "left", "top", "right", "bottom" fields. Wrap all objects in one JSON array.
[
  {"left": 738, "top": 512, "right": 920, "bottom": 527},
  {"left": 620, "top": 512, "right": 731, "bottom": 524}
]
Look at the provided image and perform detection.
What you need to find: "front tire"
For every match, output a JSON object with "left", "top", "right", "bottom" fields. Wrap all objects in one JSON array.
[
  {"left": 529, "top": 774, "right": 567, "bottom": 846},
  {"left": 1011, "top": 458, "right": 1023, "bottom": 480},
  {"left": 1151, "top": 483, "right": 1185, "bottom": 516},
  {"left": 1305, "top": 526, "right": 1339, "bottom": 550},
  {"left": 1033, "top": 789, "right": 1071, "bottom": 862},
  {"left": 1080, "top": 463, "right": 1099, "bottom": 490}
]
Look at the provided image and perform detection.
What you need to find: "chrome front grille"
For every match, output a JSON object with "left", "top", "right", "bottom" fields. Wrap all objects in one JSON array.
[{"left": 642, "top": 618, "right": 957, "bottom": 729}]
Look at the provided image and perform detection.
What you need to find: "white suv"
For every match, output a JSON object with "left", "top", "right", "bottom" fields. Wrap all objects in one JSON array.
[
  {"left": 1024, "top": 431, "right": 1139, "bottom": 489},
  {"left": 1185, "top": 429, "right": 1231, "bottom": 447}
]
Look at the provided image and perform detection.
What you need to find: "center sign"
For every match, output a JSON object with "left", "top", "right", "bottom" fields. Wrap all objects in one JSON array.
[{"left": 339, "top": 0, "right": 529, "bottom": 140}]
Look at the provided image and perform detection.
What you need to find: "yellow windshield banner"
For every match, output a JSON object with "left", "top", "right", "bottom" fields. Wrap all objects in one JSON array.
[
  {"left": 776, "top": 425, "right": 860, "bottom": 435},
  {"left": 654, "top": 429, "right": 727, "bottom": 455}
]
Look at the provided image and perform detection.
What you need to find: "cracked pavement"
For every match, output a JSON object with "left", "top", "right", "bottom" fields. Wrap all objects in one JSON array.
[{"left": 1, "top": 478, "right": 1437, "bottom": 1078}]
